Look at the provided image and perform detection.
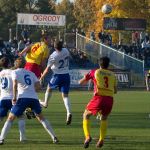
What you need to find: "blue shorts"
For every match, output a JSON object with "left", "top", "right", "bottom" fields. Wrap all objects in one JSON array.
[
  {"left": 0, "top": 99, "right": 12, "bottom": 117},
  {"left": 49, "top": 73, "right": 70, "bottom": 94},
  {"left": 11, "top": 98, "right": 42, "bottom": 117}
]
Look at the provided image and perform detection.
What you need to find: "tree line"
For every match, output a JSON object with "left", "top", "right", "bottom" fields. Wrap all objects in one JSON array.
[{"left": 0, "top": 0, "right": 150, "bottom": 42}]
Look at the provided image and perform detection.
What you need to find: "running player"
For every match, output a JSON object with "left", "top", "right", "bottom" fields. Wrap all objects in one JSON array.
[
  {"left": 0, "top": 57, "right": 58, "bottom": 144},
  {"left": 39, "top": 41, "right": 72, "bottom": 125},
  {"left": 19, "top": 34, "right": 50, "bottom": 78},
  {"left": 0, "top": 57, "right": 26, "bottom": 142},
  {"left": 79, "top": 56, "right": 117, "bottom": 148}
]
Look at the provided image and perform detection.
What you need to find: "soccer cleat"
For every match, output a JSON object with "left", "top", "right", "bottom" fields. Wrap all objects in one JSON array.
[
  {"left": 25, "top": 108, "right": 36, "bottom": 119},
  {"left": 83, "top": 137, "right": 92, "bottom": 149},
  {"left": 20, "top": 137, "right": 27, "bottom": 143},
  {"left": 66, "top": 114, "right": 72, "bottom": 125},
  {"left": 53, "top": 137, "right": 59, "bottom": 144},
  {"left": 39, "top": 100, "right": 48, "bottom": 108},
  {"left": 0, "top": 139, "right": 4, "bottom": 145},
  {"left": 96, "top": 140, "right": 104, "bottom": 148}
]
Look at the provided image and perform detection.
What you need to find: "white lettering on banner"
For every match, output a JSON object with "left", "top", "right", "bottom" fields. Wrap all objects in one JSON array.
[
  {"left": 69, "top": 70, "right": 130, "bottom": 87},
  {"left": 115, "top": 73, "right": 129, "bottom": 83},
  {"left": 69, "top": 69, "right": 89, "bottom": 86}
]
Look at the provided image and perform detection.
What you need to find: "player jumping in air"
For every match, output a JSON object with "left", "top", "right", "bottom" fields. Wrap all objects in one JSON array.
[
  {"left": 39, "top": 41, "right": 72, "bottom": 125},
  {"left": 19, "top": 34, "right": 50, "bottom": 78},
  {"left": 79, "top": 56, "right": 117, "bottom": 148}
]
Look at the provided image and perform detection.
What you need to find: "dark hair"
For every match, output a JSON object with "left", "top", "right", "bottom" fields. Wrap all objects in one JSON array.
[
  {"left": 54, "top": 41, "right": 63, "bottom": 51},
  {"left": 0, "top": 57, "right": 10, "bottom": 68},
  {"left": 99, "top": 56, "right": 110, "bottom": 69},
  {"left": 14, "top": 57, "right": 26, "bottom": 68},
  {"left": 41, "top": 32, "right": 50, "bottom": 42}
]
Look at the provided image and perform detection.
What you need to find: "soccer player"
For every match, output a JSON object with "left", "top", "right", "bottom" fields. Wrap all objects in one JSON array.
[
  {"left": 0, "top": 57, "right": 26, "bottom": 142},
  {"left": 79, "top": 56, "right": 117, "bottom": 148},
  {"left": 19, "top": 34, "right": 50, "bottom": 78},
  {"left": 145, "top": 70, "right": 150, "bottom": 91},
  {"left": 0, "top": 57, "right": 58, "bottom": 144},
  {"left": 39, "top": 41, "right": 72, "bottom": 125}
]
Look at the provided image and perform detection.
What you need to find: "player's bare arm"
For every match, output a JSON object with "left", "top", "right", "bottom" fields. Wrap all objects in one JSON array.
[
  {"left": 79, "top": 76, "right": 89, "bottom": 85},
  {"left": 19, "top": 44, "right": 33, "bottom": 56},
  {"left": 40, "top": 66, "right": 50, "bottom": 81},
  {"left": 12, "top": 79, "right": 18, "bottom": 105}
]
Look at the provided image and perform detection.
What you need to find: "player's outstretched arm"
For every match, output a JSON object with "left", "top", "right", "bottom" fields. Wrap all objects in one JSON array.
[
  {"left": 12, "top": 79, "right": 18, "bottom": 105},
  {"left": 40, "top": 66, "right": 50, "bottom": 81},
  {"left": 79, "top": 75, "right": 88, "bottom": 85},
  {"left": 18, "top": 44, "right": 33, "bottom": 56}
]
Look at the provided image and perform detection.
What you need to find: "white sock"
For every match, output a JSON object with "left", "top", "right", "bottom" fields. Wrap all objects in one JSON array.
[
  {"left": 18, "top": 119, "right": 26, "bottom": 141},
  {"left": 44, "top": 90, "right": 52, "bottom": 106},
  {"left": 0, "top": 120, "right": 13, "bottom": 140},
  {"left": 40, "top": 119, "right": 56, "bottom": 140},
  {"left": 63, "top": 97, "right": 71, "bottom": 115}
]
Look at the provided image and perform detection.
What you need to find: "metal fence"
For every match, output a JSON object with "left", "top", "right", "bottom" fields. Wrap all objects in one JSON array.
[{"left": 76, "top": 33, "right": 145, "bottom": 87}]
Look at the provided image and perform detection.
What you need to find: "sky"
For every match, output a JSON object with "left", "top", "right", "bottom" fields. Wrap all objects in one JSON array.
[{"left": 56, "top": 0, "right": 74, "bottom": 3}]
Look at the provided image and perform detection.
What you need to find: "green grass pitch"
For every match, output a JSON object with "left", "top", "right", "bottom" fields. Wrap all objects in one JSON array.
[{"left": 0, "top": 90, "right": 150, "bottom": 150}]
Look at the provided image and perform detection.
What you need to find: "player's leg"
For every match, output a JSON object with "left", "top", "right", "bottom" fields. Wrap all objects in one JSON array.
[
  {"left": 145, "top": 77, "right": 149, "bottom": 91},
  {"left": 96, "top": 96, "right": 113, "bottom": 148},
  {"left": 36, "top": 113, "right": 58, "bottom": 143},
  {"left": 0, "top": 99, "right": 12, "bottom": 122},
  {"left": 39, "top": 86, "right": 52, "bottom": 108},
  {"left": 0, "top": 113, "right": 16, "bottom": 145},
  {"left": 83, "top": 109, "right": 92, "bottom": 148},
  {"left": 62, "top": 93, "right": 72, "bottom": 125},
  {"left": 96, "top": 115, "right": 108, "bottom": 148},
  {"left": 33, "top": 99, "right": 58, "bottom": 143},
  {"left": 18, "top": 115, "right": 26, "bottom": 142},
  {"left": 61, "top": 73, "right": 72, "bottom": 125}
]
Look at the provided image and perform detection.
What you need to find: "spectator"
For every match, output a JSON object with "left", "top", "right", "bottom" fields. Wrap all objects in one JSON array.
[{"left": 90, "top": 30, "right": 96, "bottom": 41}]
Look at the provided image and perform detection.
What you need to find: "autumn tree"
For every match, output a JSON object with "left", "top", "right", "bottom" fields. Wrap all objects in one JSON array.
[
  {"left": 73, "top": 0, "right": 150, "bottom": 43},
  {"left": 55, "top": 0, "right": 76, "bottom": 31}
]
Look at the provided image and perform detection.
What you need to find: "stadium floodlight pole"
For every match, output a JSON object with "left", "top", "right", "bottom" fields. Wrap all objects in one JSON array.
[
  {"left": 75, "top": 32, "right": 77, "bottom": 50},
  {"left": 143, "top": 59, "right": 145, "bottom": 79},
  {"left": 16, "top": 24, "right": 18, "bottom": 40}
]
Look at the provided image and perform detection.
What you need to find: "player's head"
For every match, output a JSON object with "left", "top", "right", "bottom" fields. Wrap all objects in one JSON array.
[
  {"left": 0, "top": 57, "right": 10, "bottom": 69},
  {"left": 54, "top": 40, "right": 63, "bottom": 51},
  {"left": 41, "top": 33, "right": 51, "bottom": 45},
  {"left": 14, "top": 57, "right": 26, "bottom": 69},
  {"left": 99, "top": 56, "right": 110, "bottom": 69}
]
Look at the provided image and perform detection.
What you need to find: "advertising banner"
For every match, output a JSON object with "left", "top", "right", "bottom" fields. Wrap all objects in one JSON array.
[
  {"left": 17, "top": 13, "right": 66, "bottom": 26},
  {"left": 103, "top": 17, "right": 146, "bottom": 31},
  {"left": 69, "top": 69, "right": 131, "bottom": 88}
]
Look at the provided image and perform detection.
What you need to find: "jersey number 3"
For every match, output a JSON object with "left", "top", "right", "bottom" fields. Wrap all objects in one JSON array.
[{"left": 103, "top": 76, "right": 109, "bottom": 88}]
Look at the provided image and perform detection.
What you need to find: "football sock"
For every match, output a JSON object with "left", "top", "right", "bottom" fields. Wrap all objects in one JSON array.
[
  {"left": 99, "top": 120, "right": 107, "bottom": 141},
  {"left": 63, "top": 97, "right": 71, "bottom": 115},
  {"left": 0, "top": 120, "right": 13, "bottom": 140},
  {"left": 18, "top": 119, "right": 26, "bottom": 141},
  {"left": 40, "top": 119, "right": 56, "bottom": 140},
  {"left": 83, "top": 119, "right": 90, "bottom": 139},
  {"left": 44, "top": 89, "right": 52, "bottom": 106}
]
